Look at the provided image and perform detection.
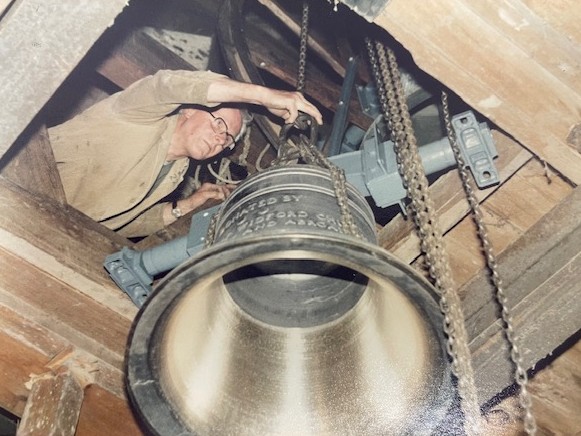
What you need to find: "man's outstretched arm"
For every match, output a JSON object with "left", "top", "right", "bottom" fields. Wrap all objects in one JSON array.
[{"left": 206, "top": 77, "right": 323, "bottom": 125}]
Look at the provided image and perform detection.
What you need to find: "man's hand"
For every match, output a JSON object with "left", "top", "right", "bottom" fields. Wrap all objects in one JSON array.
[
  {"left": 184, "top": 182, "right": 235, "bottom": 211},
  {"left": 163, "top": 182, "right": 235, "bottom": 225},
  {"left": 207, "top": 78, "right": 323, "bottom": 125},
  {"left": 260, "top": 89, "right": 323, "bottom": 125}
]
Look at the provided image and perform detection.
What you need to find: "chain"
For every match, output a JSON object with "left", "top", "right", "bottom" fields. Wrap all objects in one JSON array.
[
  {"left": 441, "top": 92, "right": 537, "bottom": 435},
  {"left": 365, "top": 38, "right": 482, "bottom": 435},
  {"left": 204, "top": 210, "right": 219, "bottom": 248},
  {"left": 297, "top": 2, "right": 309, "bottom": 93},
  {"left": 276, "top": 2, "right": 362, "bottom": 239},
  {"left": 206, "top": 2, "right": 361, "bottom": 242},
  {"left": 273, "top": 119, "right": 363, "bottom": 239}
]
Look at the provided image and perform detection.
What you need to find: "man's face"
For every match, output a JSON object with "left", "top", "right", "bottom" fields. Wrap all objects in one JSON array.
[{"left": 177, "top": 107, "right": 243, "bottom": 161}]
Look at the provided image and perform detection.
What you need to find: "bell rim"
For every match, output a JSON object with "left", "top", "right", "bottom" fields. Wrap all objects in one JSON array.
[{"left": 126, "top": 233, "right": 454, "bottom": 436}]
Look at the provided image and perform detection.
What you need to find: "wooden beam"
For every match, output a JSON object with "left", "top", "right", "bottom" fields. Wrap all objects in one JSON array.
[
  {"left": 0, "top": 303, "right": 126, "bottom": 403},
  {"left": 0, "top": 178, "right": 137, "bottom": 320},
  {"left": 379, "top": 130, "right": 533, "bottom": 263},
  {"left": 0, "top": 291, "right": 136, "bottom": 434},
  {"left": 76, "top": 385, "right": 142, "bottom": 436},
  {"left": 462, "top": 185, "right": 581, "bottom": 403},
  {"left": 17, "top": 371, "right": 83, "bottom": 436},
  {"left": 0, "top": 328, "right": 49, "bottom": 417},
  {"left": 365, "top": 0, "right": 581, "bottom": 184},
  {"left": 443, "top": 159, "right": 573, "bottom": 288},
  {"left": 255, "top": 0, "right": 346, "bottom": 79},
  {"left": 0, "top": 123, "right": 66, "bottom": 204},
  {"left": 0, "top": 248, "right": 131, "bottom": 371},
  {"left": 0, "top": 0, "right": 128, "bottom": 162},
  {"left": 95, "top": 29, "right": 196, "bottom": 90},
  {"left": 528, "top": 337, "right": 581, "bottom": 435},
  {"left": 521, "top": 0, "right": 581, "bottom": 48}
]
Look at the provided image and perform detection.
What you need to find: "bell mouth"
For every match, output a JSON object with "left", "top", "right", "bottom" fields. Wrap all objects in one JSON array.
[
  {"left": 222, "top": 258, "right": 369, "bottom": 328},
  {"left": 126, "top": 234, "right": 453, "bottom": 436}
]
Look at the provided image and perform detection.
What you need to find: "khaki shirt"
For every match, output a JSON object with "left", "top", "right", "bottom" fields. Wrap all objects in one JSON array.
[{"left": 49, "top": 69, "right": 224, "bottom": 237}]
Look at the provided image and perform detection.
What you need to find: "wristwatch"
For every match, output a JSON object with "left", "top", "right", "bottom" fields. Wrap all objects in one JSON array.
[{"left": 171, "top": 200, "right": 183, "bottom": 219}]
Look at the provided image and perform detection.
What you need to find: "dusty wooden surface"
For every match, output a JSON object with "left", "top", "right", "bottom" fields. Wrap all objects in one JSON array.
[
  {"left": 76, "top": 385, "right": 143, "bottom": 436},
  {"left": 371, "top": 0, "right": 581, "bottom": 184},
  {"left": 0, "top": 123, "right": 67, "bottom": 205},
  {"left": 0, "top": 0, "right": 129, "bottom": 161},
  {"left": 379, "top": 130, "right": 535, "bottom": 262},
  {"left": 528, "top": 336, "right": 581, "bottom": 435},
  {"left": 0, "top": 178, "right": 137, "bottom": 320},
  {"left": 17, "top": 372, "right": 83, "bottom": 436}
]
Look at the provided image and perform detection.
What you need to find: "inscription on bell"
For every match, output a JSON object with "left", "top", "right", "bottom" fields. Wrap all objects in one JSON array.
[{"left": 218, "top": 193, "right": 342, "bottom": 240}]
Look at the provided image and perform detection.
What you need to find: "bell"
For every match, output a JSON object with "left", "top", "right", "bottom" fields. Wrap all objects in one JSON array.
[{"left": 127, "top": 165, "right": 453, "bottom": 435}]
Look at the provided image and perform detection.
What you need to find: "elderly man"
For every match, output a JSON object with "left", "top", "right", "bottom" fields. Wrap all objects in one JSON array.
[{"left": 49, "top": 69, "right": 322, "bottom": 237}]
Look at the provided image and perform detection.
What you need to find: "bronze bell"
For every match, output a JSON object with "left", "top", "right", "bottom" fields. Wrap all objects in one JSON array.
[{"left": 126, "top": 165, "right": 453, "bottom": 435}]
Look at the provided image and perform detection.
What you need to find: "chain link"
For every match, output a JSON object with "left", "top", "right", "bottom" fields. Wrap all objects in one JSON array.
[
  {"left": 273, "top": 122, "right": 363, "bottom": 239},
  {"left": 365, "top": 37, "right": 483, "bottom": 435},
  {"left": 297, "top": 2, "right": 309, "bottom": 93},
  {"left": 207, "top": 2, "right": 362, "bottom": 243},
  {"left": 441, "top": 92, "right": 537, "bottom": 435},
  {"left": 287, "top": 2, "right": 362, "bottom": 239}
]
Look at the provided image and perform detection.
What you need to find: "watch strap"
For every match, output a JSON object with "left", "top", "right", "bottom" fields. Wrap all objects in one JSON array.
[{"left": 171, "top": 200, "right": 183, "bottom": 219}]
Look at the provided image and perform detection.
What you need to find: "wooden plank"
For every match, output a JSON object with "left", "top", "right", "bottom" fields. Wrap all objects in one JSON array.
[
  {"left": 95, "top": 29, "right": 196, "bottom": 90},
  {"left": 255, "top": 0, "right": 346, "bottom": 79},
  {"left": 528, "top": 337, "right": 581, "bottom": 435},
  {"left": 0, "top": 304, "right": 133, "bottom": 434},
  {"left": 444, "top": 159, "right": 573, "bottom": 288},
  {"left": 464, "top": 0, "right": 581, "bottom": 94},
  {"left": 0, "top": 178, "right": 137, "bottom": 320},
  {"left": 520, "top": 0, "right": 581, "bottom": 47},
  {"left": 379, "top": 129, "right": 533, "bottom": 263},
  {"left": 76, "top": 385, "right": 143, "bottom": 436},
  {"left": 0, "top": 123, "right": 66, "bottom": 204},
  {"left": 17, "top": 371, "right": 83, "bottom": 436},
  {"left": 0, "top": 0, "right": 128, "bottom": 161},
  {"left": 0, "top": 303, "right": 125, "bottom": 400},
  {"left": 459, "top": 186, "right": 581, "bottom": 403},
  {"left": 0, "top": 332, "right": 48, "bottom": 417},
  {"left": 369, "top": 0, "right": 581, "bottom": 184},
  {"left": 0, "top": 248, "right": 131, "bottom": 370}
]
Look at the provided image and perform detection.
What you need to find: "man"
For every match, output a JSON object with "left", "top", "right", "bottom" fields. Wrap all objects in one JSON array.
[{"left": 49, "top": 69, "right": 323, "bottom": 237}]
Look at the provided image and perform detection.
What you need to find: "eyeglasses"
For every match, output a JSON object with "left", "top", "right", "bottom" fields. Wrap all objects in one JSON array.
[{"left": 209, "top": 112, "right": 236, "bottom": 150}]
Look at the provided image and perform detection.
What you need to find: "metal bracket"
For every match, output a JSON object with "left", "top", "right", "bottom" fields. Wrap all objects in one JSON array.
[
  {"left": 452, "top": 111, "right": 499, "bottom": 187},
  {"left": 104, "top": 247, "right": 153, "bottom": 307},
  {"left": 330, "top": 110, "right": 499, "bottom": 212},
  {"left": 104, "top": 204, "right": 221, "bottom": 307}
]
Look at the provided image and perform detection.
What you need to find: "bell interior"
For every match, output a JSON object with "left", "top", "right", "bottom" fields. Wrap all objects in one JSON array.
[{"left": 128, "top": 239, "right": 453, "bottom": 435}]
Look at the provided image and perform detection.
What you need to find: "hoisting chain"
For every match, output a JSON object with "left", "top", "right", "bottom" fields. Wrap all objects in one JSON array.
[
  {"left": 273, "top": 1, "right": 362, "bottom": 240},
  {"left": 297, "top": 2, "right": 309, "bottom": 93},
  {"left": 441, "top": 92, "right": 537, "bottom": 435},
  {"left": 273, "top": 113, "right": 363, "bottom": 239},
  {"left": 364, "top": 37, "right": 482, "bottom": 435},
  {"left": 207, "top": 1, "right": 362, "bottom": 244}
]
